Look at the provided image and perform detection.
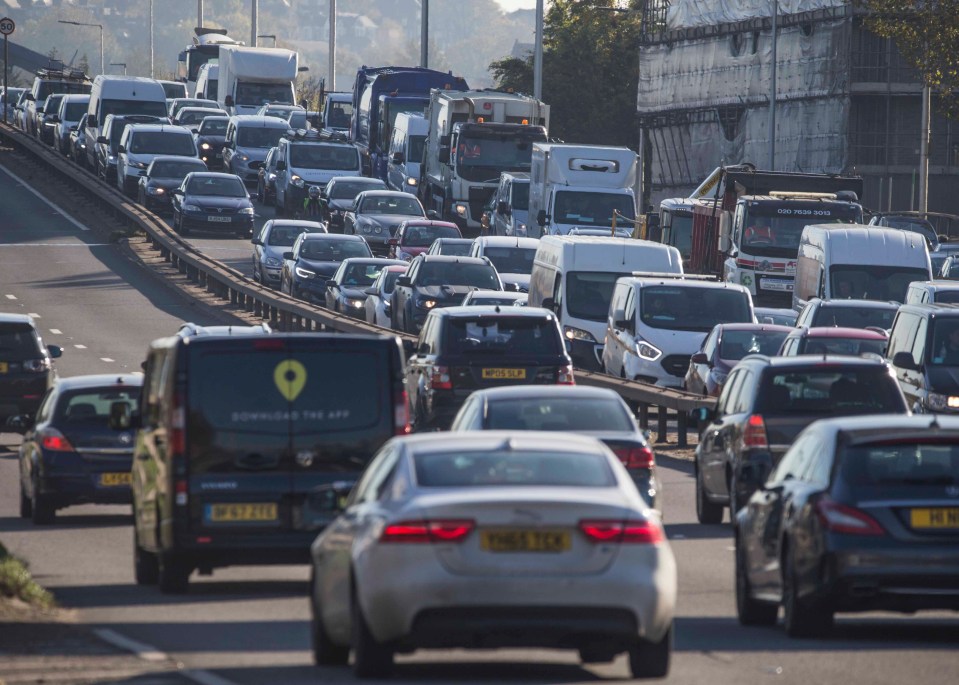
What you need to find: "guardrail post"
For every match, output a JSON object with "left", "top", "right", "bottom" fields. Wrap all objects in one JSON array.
[
  {"left": 677, "top": 409, "right": 688, "bottom": 448},
  {"left": 637, "top": 402, "right": 649, "bottom": 430},
  {"left": 657, "top": 406, "right": 668, "bottom": 443}
]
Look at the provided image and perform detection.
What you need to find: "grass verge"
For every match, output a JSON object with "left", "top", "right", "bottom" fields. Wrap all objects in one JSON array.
[{"left": 0, "top": 541, "right": 54, "bottom": 608}]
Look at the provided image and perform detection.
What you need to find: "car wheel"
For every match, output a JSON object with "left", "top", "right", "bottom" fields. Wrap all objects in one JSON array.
[
  {"left": 19, "top": 482, "right": 32, "bottom": 519},
  {"left": 134, "top": 528, "right": 159, "bottom": 586},
  {"left": 628, "top": 625, "right": 671, "bottom": 679},
  {"left": 729, "top": 472, "right": 742, "bottom": 523},
  {"left": 252, "top": 263, "right": 261, "bottom": 283},
  {"left": 310, "top": 572, "right": 350, "bottom": 666},
  {"left": 351, "top": 586, "right": 393, "bottom": 678},
  {"left": 138, "top": 189, "right": 146, "bottom": 207},
  {"left": 31, "top": 487, "right": 55, "bottom": 525},
  {"left": 782, "top": 545, "right": 833, "bottom": 638},
  {"left": 735, "top": 536, "right": 778, "bottom": 626},
  {"left": 695, "top": 464, "right": 723, "bottom": 524},
  {"left": 157, "top": 552, "right": 191, "bottom": 594}
]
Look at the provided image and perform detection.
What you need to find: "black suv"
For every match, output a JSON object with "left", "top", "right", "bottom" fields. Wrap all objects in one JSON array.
[
  {"left": 0, "top": 314, "right": 63, "bottom": 429},
  {"left": 391, "top": 255, "right": 503, "bottom": 334},
  {"left": 407, "top": 306, "right": 573, "bottom": 430},
  {"left": 121, "top": 324, "right": 408, "bottom": 593},
  {"left": 693, "top": 354, "right": 908, "bottom": 524},
  {"left": 795, "top": 298, "right": 900, "bottom": 331}
]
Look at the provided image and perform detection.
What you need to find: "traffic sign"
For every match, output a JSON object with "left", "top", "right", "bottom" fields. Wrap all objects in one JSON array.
[{"left": 0, "top": 18, "right": 14, "bottom": 36}]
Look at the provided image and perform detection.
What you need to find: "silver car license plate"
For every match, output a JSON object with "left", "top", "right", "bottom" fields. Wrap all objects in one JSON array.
[{"left": 207, "top": 215, "right": 232, "bottom": 222}]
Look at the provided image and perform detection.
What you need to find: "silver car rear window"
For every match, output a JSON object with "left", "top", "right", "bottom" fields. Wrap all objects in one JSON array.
[{"left": 413, "top": 450, "right": 614, "bottom": 488}]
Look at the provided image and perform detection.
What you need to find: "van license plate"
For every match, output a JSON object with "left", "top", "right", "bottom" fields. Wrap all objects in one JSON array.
[
  {"left": 760, "top": 279, "right": 793, "bottom": 292},
  {"left": 482, "top": 368, "right": 526, "bottom": 380},
  {"left": 207, "top": 215, "right": 232, "bottom": 222},
  {"left": 99, "top": 472, "right": 132, "bottom": 486},
  {"left": 206, "top": 503, "right": 278, "bottom": 522},
  {"left": 481, "top": 530, "right": 570, "bottom": 553},
  {"left": 0, "top": 362, "right": 7, "bottom": 374},
  {"left": 910, "top": 507, "right": 959, "bottom": 529}
]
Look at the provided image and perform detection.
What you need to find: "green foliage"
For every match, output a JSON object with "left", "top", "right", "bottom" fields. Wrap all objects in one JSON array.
[
  {"left": 0, "top": 542, "right": 54, "bottom": 608},
  {"left": 489, "top": 0, "right": 642, "bottom": 147},
  {"left": 860, "top": 0, "right": 959, "bottom": 116}
]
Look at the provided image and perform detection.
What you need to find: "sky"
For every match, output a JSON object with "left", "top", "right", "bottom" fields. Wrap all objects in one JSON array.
[{"left": 495, "top": 0, "right": 538, "bottom": 10}]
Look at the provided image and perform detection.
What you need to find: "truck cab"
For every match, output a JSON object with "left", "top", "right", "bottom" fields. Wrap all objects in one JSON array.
[{"left": 659, "top": 198, "right": 697, "bottom": 263}]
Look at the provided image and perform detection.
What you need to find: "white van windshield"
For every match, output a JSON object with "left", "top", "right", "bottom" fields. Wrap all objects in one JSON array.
[
  {"left": 566, "top": 272, "right": 624, "bottom": 322},
  {"left": 829, "top": 265, "right": 930, "bottom": 303},
  {"left": 640, "top": 285, "right": 752, "bottom": 332},
  {"left": 99, "top": 99, "right": 167, "bottom": 125}
]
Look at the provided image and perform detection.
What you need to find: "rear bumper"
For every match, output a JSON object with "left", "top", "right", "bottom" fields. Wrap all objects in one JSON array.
[
  {"left": 37, "top": 474, "right": 132, "bottom": 507},
  {"left": 180, "top": 214, "right": 254, "bottom": 234},
  {"left": 173, "top": 533, "right": 314, "bottom": 568}
]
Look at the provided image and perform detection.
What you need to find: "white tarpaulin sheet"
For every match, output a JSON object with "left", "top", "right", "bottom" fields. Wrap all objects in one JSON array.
[{"left": 667, "top": 0, "right": 847, "bottom": 29}]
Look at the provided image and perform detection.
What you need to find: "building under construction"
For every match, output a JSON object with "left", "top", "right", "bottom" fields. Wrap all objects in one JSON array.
[{"left": 636, "top": 0, "right": 959, "bottom": 215}]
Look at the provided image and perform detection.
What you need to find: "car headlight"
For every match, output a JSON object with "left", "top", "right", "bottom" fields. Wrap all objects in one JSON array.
[
  {"left": 146, "top": 187, "right": 165, "bottom": 195},
  {"left": 708, "top": 368, "right": 728, "bottom": 385},
  {"left": 634, "top": 338, "right": 663, "bottom": 361},
  {"left": 239, "top": 207, "right": 255, "bottom": 215},
  {"left": 347, "top": 297, "right": 365, "bottom": 308},
  {"left": 406, "top": 177, "right": 418, "bottom": 186},
  {"left": 453, "top": 202, "right": 468, "bottom": 217},
  {"left": 295, "top": 266, "right": 315, "bottom": 279},
  {"left": 925, "top": 392, "right": 959, "bottom": 411},
  {"left": 80, "top": 143, "right": 86, "bottom": 149},
  {"left": 360, "top": 223, "right": 372, "bottom": 233},
  {"left": 200, "top": 142, "right": 211, "bottom": 150},
  {"left": 268, "top": 173, "right": 276, "bottom": 181},
  {"left": 107, "top": 155, "right": 117, "bottom": 163},
  {"left": 131, "top": 160, "right": 148, "bottom": 169},
  {"left": 292, "top": 175, "right": 305, "bottom": 188},
  {"left": 265, "top": 257, "right": 281, "bottom": 267},
  {"left": 384, "top": 301, "right": 392, "bottom": 316},
  {"left": 22, "top": 358, "right": 51, "bottom": 373},
  {"left": 564, "top": 326, "right": 597, "bottom": 343},
  {"left": 237, "top": 153, "right": 250, "bottom": 162},
  {"left": 182, "top": 203, "right": 202, "bottom": 212},
  {"left": 416, "top": 297, "right": 437, "bottom": 309}
]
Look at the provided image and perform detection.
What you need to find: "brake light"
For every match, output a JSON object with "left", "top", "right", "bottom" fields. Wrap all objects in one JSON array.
[
  {"left": 394, "top": 388, "right": 411, "bottom": 436},
  {"left": 381, "top": 519, "right": 474, "bottom": 543},
  {"left": 579, "top": 519, "right": 663, "bottom": 544},
  {"left": 556, "top": 364, "right": 575, "bottom": 385},
  {"left": 41, "top": 429, "right": 74, "bottom": 452},
  {"left": 253, "top": 339, "right": 286, "bottom": 350},
  {"left": 614, "top": 446, "right": 655, "bottom": 469},
  {"left": 743, "top": 414, "right": 769, "bottom": 448},
  {"left": 815, "top": 497, "right": 884, "bottom": 536},
  {"left": 170, "top": 390, "right": 186, "bottom": 459},
  {"left": 431, "top": 365, "right": 452, "bottom": 390}
]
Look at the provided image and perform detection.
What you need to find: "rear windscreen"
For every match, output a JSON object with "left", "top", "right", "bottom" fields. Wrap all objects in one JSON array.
[
  {"left": 445, "top": 317, "right": 561, "bottom": 356},
  {"left": 840, "top": 442, "right": 959, "bottom": 486},
  {"left": 720, "top": 329, "right": 790, "bottom": 359},
  {"left": 796, "top": 337, "right": 886, "bottom": 357},
  {"left": 812, "top": 305, "right": 897, "bottom": 330},
  {"left": 130, "top": 132, "right": 195, "bottom": 155},
  {"left": 414, "top": 450, "right": 614, "bottom": 487},
  {"left": 0, "top": 324, "right": 42, "bottom": 358},
  {"left": 56, "top": 388, "right": 139, "bottom": 425},
  {"left": 190, "top": 350, "right": 384, "bottom": 437},
  {"left": 758, "top": 368, "right": 905, "bottom": 416},
  {"left": 483, "top": 246, "right": 536, "bottom": 275},
  {"left": 418, "top": 262, "right": 499, "bottom": 289},
  {"left": 487, "top": 397, "right": 633, "bottom": 432}
]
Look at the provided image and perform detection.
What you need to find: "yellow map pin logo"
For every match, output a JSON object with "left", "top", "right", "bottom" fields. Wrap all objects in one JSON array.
[{"left": 273, "top": 359, "right": 307, "bottom": 401}]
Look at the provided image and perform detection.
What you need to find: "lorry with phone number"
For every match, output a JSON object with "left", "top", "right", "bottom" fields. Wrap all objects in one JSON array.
[{"left": 685, "top": 165, "right": 864, "bottom": 307}]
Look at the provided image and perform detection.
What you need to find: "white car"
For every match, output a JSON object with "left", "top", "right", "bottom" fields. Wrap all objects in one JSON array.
[
  {"left": 364, "top": 264, "right": 408, "bottom": 328},
  {"left": 309, "top": 431, "right": 676, "bottom": 679}
]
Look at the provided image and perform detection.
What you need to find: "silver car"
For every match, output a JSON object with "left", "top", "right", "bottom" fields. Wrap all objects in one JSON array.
[
  {"left": 251, "top": 220, "right": 323, "bottom": 287},
  {"left": 364, "top": 264, "right": 408, "bottom": 328},
  {"left": 309, "top": 431, "right": 676, "bottom": 679}
]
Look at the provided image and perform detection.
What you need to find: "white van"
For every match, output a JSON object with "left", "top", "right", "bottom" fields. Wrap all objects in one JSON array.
[
  {"left": 387, "top": 112, "right": 428, "bottom": 195},
  {"left": 603, "top": 275, "right": 754, "bottom": 387},
  {"left": 904, "top": 280, "right": 959, "bottom": 306},
  {"left": 84, "top": 76, "right": 168, "bottom": 170},
  {"left": 491, "top": 172, "right": 531, "bottom": 237},
  {"left": 527, "top": 235, "right": 683, "bottom": 370},
  {"left": 195, "top": 63, "right": 219, "bottom": 101},
  {"left": 793, "top": 224, "right": 932, "bottom": 310}
]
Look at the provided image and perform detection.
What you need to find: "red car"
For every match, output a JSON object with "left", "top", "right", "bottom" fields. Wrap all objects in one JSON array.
[
  {"left": 387, "top": 220, "right": 462, "bottom": 261},
  {"left": 778, "top": 326, "right": 888, "bottom": 357}
]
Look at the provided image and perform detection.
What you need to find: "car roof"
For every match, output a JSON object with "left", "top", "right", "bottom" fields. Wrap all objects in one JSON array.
[
  {"left": 126, "top": 124, "right": 192, "bottom": 134},
  {"left": 438, "top": 305, "right": 555, "bottom": 319},
  {"left": 900, "top": 302, "right": 959, "bottom": 315},
  {"left": 467, "top": 385, "right": 623, "bottom": 402},
  {"left": 796, "top": 326, "right": 888, "bottom": 339},
  {"left": 0, "top": 313, "right": 37, "bottom": 325},
  {"left": 178, "top": 107, "right": 226, "bottom": 115},
  {"left": 230, "top": 115, "right": 291, "bottom": 127},
  {"left": 418, "top": 255, "right": 488, "bottom": 264},
  {"left": 149, "top": 155, "right": 205, "bottom": 164},
  {"left": 55, "top": 373, "right": 143, "bottom": 391},
  {"left": 340, "top": 257, "right": 406, "bottom": 265},
  {"left": 328, "top": 176, "right": 383, "bottom": 184},
  {"left": 301, "top": 232, "right": 365, "bottom": 241},
  {"left": 400, "top": 220, "right": 458, "bottom": 229},
  {"left": 476, "top": 236, "right": 539, "bottom": 248},
  {"left": 816, "top": 298, "right": 900, "bottom": 309},
  {"left": 433, "top": 238, "right": 474, "bottom": 244},
  {"left": 717, "top": 323, "right": 794, "bottom": 333},
  {"left": 186, "top": 172, "right": 240, "bottom": 180},
  {"left": 627, "top": 276, "right": 749, "bottom": 292},
  {"left": 910, "top": 280, "right": 959, "bottom": 290},
  {"left": 467, "top": 291, "right": 527, "bottom": 300},
  {"left": 807, "top": 414, "right": 959, "bottom": 441},
  {"left": 739, "top": 353, "right": 889, "bottom": 368},
  {"left": 382, "top": 265, "right": 410, "bottom": 272},
  {"left": 393, "top": 430, "right": 608, "bottom": 455},
  {"left": 266, "top": 220, "right": 324, "bottom": 229},
  {"left": 357, "top": 190, "right": 419, "bottom": 198}
]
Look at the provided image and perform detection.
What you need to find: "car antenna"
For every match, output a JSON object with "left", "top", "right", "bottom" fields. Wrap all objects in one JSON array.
[
  {"left": 495, "top": 305, "right": 501, "bottom": 313},
  {"left": 930, "top": 414, "right": 941, "bottom": 430}
]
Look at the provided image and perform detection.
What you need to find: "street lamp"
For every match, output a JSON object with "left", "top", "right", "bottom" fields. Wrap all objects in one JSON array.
[
  {"left": 257, "top": 34, "right": 277, "bottom": 47},
  {"left": 534, "top": 0, "right": 543, "bottom": 100},
  {"left": 768, "top": 0, "right": 778, "bottom": 170},
  {"left": 110, "top": 62, "right": 126, "bottom": 75},
  {"left": 58, "top": 19, "right": 103, "bottom": 76}
]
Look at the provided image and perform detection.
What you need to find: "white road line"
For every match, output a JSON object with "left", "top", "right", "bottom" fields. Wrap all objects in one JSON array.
[
  {"left": 5, "top": 294, "right": 16, "bottom": 300},
  {"left": 49, "top": 328, "right": 62, "bottom": 334},
  {"left": 92, "top": 628, "right": 169, "bottom": 663},
  {"left": 100, "top": 357, "right": 115, "bottom": 362},
  {"left": 28, "top": 312, "right": 41, "bottom": 318},
  {"left": 74, "top": 344, "right": 87, "bottom": 349},
  {"left": 0, "top": 163, "right": 90, "bottom": 231}
]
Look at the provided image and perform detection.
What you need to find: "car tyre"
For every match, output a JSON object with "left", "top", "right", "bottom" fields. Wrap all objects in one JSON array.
[
  {"left": 735, "top": 536, "right": 778, "bottom": 626},
  {"left": 628, "top": 625, "right": 671, "bottom": 679},
  {"left": 782, "top": 545, "right": 833, "bottom": 638},
  {"left": 310, "top": 574, "right": 350, "bottom": 666},
  {"left": 19, "top": 483, "right": 33, "bottom": 519},
  {"left": 351, "top": 587, "right": 393, "bottom": 679},
  {"left": 695, "top": 464, "right": 723, "bottom": 524},
  {"left": 729, "top": 472, "right": 742, "bottom": 523},
  {"left": 157, "top": 552, "right": 191, "bottom": 594},
  {"left": 31, "top": 490, "right": 55, "bottom": 525},
  {"left": 134, "top": 528, "right": 159, "bottom": 586}
]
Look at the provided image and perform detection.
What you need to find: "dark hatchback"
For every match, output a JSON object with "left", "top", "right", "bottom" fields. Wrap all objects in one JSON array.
[
  {"left": 795, "top": 298, "right": 900, "bottom": 331},
  {"left": 280, "top": 233, "right": 373, "bottom": 304},
  {"left": 693, "top": 354, "right": 909, "bottom": 524},
  {"left": 138, "top": 156, "right": 208, "bottom": 213},
  {"left": 685, "top": 323, "right": 793, "bottom": 397},
  {"left": 0, "top": 314, "right": 63, "bottom": 428},
  {"left": 126, "top": 326, "right": 410, "bottom": 593},
  {"left": 172, "top": 172, "right": 256, "bottom": 237},
  {"left": 17, "top": 374, "right": 142, "bottom": 524},
  {"left": 450, "top": 385, "right": 660, "bottom": 510},
  {"left": 407, "top": 306, "right": 573, "bottom": 430},
  {"left": 194, "top": 115, "right": 229, "bottom": 169},
  {"left": 735, "top": 415, "right": 959, "bottom": 637},
  {"left": 324, "top": 257, "right": 406, "bottom": 318},
  {"left": 320, "top": 176, "right": 388, "bottom": 232}
]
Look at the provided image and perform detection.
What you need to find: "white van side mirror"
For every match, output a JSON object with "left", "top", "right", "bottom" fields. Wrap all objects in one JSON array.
[
  {"left": 718, "top": 213, "right": 732, "bottom": 253},
  {"left": 612, "top": 308, "right": 631, "bottom": 330}
]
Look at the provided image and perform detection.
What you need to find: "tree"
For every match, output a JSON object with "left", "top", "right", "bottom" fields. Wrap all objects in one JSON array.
[
  {"left": 488, "top": 0, "right": 642, "bottom": 147},
  {"left": 860, "top": 0, "right": 959, "bottom": 117}
]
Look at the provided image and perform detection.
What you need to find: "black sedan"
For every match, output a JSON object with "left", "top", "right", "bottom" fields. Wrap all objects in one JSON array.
[
  {"left": 194, "top": 115, "right": 229, "bottom": 169},
  {"left": 16, "top": 374, "right": 142, "bottom": 524},
  {"left": 735, "top": 414, "right": 959, "bottom": 637},
  {"left": 280, "top": 233, "right": 373, "bottom": 304},
  {"left": 450, "top": 385, "right": 661, "bottom": 511},
  {"left": 343, "top": 190, "right": 428, "bottom": 255},
  {"left": 320, "top": 176, "right": 387, "bottom": 232},
  {"left": 138, "top": 156, "right": 208, "bottom": 213},
  {"left": 324, "top": 257, "right": 405, "bottom": 318},
  {"left": 171, "top": 172, "right": 256, "bottom": 237}
]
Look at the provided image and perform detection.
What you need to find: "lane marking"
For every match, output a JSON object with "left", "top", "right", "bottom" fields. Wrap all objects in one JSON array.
[
  {"left": 0, "top": 163, "right": 90, "bottom": 231},
  {"left": 100, "top": 357, "right": 115, "bottom": 362},
  {"left": 28, "top": 312, "right": 40, "bottom": 318},
  {"left": 49, "top": 328, "right": 62, "bottom": 334},
  {"left": 74, "top": 344, "right": 87, "bottom": 349},
  {"left": 5, "top": 294, "right": 16, "bottom": 300},
  {"left": 92, "top": 628, "right": 168, "bottom": 663}
]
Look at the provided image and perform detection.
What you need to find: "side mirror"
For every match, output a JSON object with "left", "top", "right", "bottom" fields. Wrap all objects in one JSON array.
[
  {"left": 108, "top": 401, "right": 137, "bottom": 431},
  {"left": 36, "top": 108, "right": 44, "bottom": 114},
  {"left": 25, "top": 93, "right": 35, "bottom": 101},
  {"left": 690, "top": 406, "right": 715, "bottom": 424},
  {"left": 438, "top": 146, "right": 450, "bottom": 164},
  {"left": 690, "top": 352, "right": 710, "bottom": 365},
  {"left": 326, "top": 282, "right": 338, "bottom": 290},
  {"left": 537, "top": 209, "right": 548, "bottom": 227},
  {"left": 49, "top": 115, "right": 60, "bottom": 123},
  {"left": 70, "top": 125, "right": 78, "bottom": 132},
  {"left": 426, "top": 209, "right": 439, "bottom": 219},
  {"left": 172, "top": 189, "right": 184, "bottom": 197},
  {"left": 388, "top": 238, "right": 399, "bottom": 246},
  {"left": 892, "top": 351, "right": 920, "bottom": 371},
  {"left": 364, "top": 287, "right": 378, "bottom": 296},
  {"left": 5, "top": 415, "right": 31, "bottom": 433},
  {"left": 97, "top": 135, "right": 108, "bottom": 144},
  {"left": 402, "top": 339, "right": 417, "bottom": 358},
  {"left": 396, "top": 276, "right": 413, "bottom": 288},
  {"left": 276, "top": 161, "right": 287, "bottom": 171},
  {"left": 497, "top": 201, "right": 509, "bottom": 215},
  {"left": 391, "top": 151, "right": 404, "bottom": 164},
  {"left": 309, "top": 479, "right": 356, "bottom": 514},
  {"left": 46, "top": 345, "right": 63, "bottom": 359},
  {"left": 283, "top": 251, "right": 295, "bottom": 260},
  {"left": 541, "top": 296, "right": 558, "bottom": 313},
  {"left": 251, "top": 237, "right": 263, "bottom": 245},
  {"left": 117, "top": 144, "right": 126, "bottom": 153}
]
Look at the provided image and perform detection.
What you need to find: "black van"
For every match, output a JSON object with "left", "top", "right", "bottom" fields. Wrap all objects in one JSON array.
[{"left": 125, "top": 325, "right": 408, "bottom": 593}]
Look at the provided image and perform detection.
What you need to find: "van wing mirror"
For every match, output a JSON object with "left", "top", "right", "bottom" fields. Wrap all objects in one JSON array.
[
  {"left": 717, "top": 213, "right": 732, "bottom": 253},
  {"left": 690, "top": 405, "right": 715, "bottom": 424},
  {"left": 396, "top": 276, "right": 413, "bottom": 288},
  {"left": 541, "top": 296, "right": 557, "bottom": 313},
  {"left": 97, "top": 135, "right": 108, "bottom": 144},
  {"left": 690, "top": 351, "right": 710, "bottom": 365},
  {"left": 497, "top": 201, "right": 509, "bottom": 215},
  {"left": 391, "top": 151, "right": 404, "bottom": 164},
  {"left": 892, "top": 351, "right": 919, "bottom": 371},
  {"left": 310, "top": 480, "right": 357, "bottom": 513},
  {"left": 537, "top": 209, "right": 548, "bottom": 227},
  {"left": 438, "top": 146, "right": 450, "bottom": 165}
]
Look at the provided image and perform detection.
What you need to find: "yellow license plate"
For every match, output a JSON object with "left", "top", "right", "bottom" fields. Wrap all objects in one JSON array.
[
  {"left": 481, "top": 529, "right": 570, "bottom": 553},
  {"left": 207, "top": 503, "right": 278, "bottom": 522},
  {"left": 0, "top": 362, "right": 7, "bottom": 374},
  {"left": 481, "top": 368, "right": 526, "bottom": 380},
  {"left": 99, "top": 472, "right": 132, "bottom": 486},
  {"left": 910, "top": 508, "right": 959, "bottom": 529}
]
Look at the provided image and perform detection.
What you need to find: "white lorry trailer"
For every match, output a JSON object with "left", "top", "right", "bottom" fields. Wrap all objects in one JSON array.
[
  {"left": 528, "top": 143, "right": 638, "bottom": 238},
  {"left": 421, "top": 89, "right": 549, "bottom": 237},
  {"left": 217, "top": 46, "right": 299, "bottom": 117}
]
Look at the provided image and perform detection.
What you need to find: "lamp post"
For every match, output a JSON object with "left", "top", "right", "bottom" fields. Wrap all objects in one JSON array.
[
  {"left": 149, "top": 0, "right": 154, "bottom": 78},
  {"left": 533, "top": 0, "right": 543, "bottom": 100},
  {"left": 251, "top": 0, "right": 258, "bottom": 47},
  {"left": 58, "top": 20, "right": 103, "bottom": 76},
  {"left": 257, "top": 34, "right": 277, "bottom": 47},
  {"left": 110, "top": 62, "right": 126, "bottom": 75},
  {"left": 768, "top": 0, "right": 778, "bottom": 169},
  {"left": 328, "top": 0, "right": 336, "bottom": 91},
  {"left": 420, "top": 0, "right": 429, "bottom": 68}
]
